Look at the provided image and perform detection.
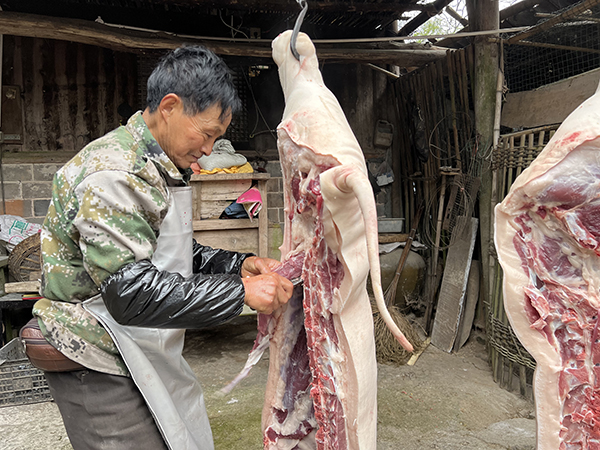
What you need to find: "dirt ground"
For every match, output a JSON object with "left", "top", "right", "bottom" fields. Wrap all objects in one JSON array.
[{"left": 0, "top": 316, "right": 536, "bottom": 450}]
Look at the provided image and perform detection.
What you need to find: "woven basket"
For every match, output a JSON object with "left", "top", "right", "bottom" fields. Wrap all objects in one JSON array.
[{"left": 8, "top": 233, "right": 41, "bottom": 282}]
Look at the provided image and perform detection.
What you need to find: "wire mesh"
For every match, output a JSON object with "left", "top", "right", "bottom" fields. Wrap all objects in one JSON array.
[{"left": 503, "top": 0, "right": 600, "bottom": 93}]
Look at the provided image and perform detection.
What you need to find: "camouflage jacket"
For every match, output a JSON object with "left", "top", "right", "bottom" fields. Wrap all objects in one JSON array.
[{"left": 34, "top": 111, "right": 190, "bottom": 376}]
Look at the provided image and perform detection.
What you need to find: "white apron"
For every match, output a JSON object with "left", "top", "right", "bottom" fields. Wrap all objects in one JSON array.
[{"left": 83, "top": 186, "right": 214, "bottom": 450}]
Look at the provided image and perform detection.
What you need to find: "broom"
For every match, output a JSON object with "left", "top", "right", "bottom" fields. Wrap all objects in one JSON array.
[{"left": 373, "top": 206, "right": 425, "bottom": 365}]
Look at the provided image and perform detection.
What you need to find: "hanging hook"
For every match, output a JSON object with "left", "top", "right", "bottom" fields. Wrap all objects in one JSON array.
[{"left": 290, "top": 0, "right": 308, "bottom": 61}]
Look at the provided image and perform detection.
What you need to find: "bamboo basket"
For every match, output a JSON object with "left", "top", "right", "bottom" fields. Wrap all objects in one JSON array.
[
  {"left": 8, "top": 233, "right": 41, "bottom": 283},
  {"left": 489, "top": 124, "right": 558, "bottom": 400}
]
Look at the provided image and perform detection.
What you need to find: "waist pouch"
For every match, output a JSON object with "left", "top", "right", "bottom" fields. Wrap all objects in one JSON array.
[{"left": 19, "top": 318, "right": 86, "bottom": 372}]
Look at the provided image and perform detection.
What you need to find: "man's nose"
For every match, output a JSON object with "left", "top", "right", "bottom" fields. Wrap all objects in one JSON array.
[{"left": 202, "top": 140, "right": 214, "bottom": 156}]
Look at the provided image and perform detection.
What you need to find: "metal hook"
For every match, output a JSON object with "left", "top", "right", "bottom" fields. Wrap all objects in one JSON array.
[{"left": 290, "top": 0, "right": 308, "bottom": 61}]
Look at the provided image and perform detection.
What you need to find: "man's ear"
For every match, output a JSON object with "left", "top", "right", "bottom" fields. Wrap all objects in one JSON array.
[{"left": 158, "top": 94, "right": 181, "bottom": 122}]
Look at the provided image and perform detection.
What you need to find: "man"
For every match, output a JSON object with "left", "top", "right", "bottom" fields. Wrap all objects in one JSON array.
[{"left": 33, "top": 45, "right": 293, "bottom": 449}]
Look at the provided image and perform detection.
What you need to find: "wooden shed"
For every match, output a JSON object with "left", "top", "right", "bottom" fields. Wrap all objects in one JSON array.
[{"left": 0, "top": 0, "right": 598, "bottom": 400}]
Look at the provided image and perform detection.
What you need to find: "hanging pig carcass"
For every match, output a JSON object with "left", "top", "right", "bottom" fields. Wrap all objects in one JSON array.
[
  {"left": 495, "top": 85, "right": 600, "bottom": 449},
  {"left": 225, "top": 31, "right": 413, "bottom": 450}
]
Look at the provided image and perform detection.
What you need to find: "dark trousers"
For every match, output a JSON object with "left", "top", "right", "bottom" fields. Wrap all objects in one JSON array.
[{"left": 44, "top": 369, "right": 168, "bottom": 450}]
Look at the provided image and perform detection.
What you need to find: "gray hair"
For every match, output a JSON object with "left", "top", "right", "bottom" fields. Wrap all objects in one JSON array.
[{"left": 146, "top": 46, "right": 241, "bottom": 121}]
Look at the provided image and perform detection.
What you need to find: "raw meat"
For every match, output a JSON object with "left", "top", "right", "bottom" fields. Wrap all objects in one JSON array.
[
  {"left": 495, "top": 85, "right": 600, "bottom": 449},
  {"left": 264, "top": 31, "right": 412, "bottom": 450},
  {"left": 224, "top": 30, "right": 413, "bottom": 450}
]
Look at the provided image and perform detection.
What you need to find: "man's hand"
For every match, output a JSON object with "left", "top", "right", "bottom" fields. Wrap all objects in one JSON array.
[
  {"left": 241, "top": 256, "right": 293, "bottom": 314},
  {"left": 242, "top": 273, "right": 293, "bottom": 314},
  {"left": 241, "top": 256, "right": 281, "bottom": 278}
]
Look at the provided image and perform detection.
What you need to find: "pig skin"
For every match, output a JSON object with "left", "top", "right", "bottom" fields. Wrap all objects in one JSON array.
[
  {"left": 495, "top": 85, "right": 600, "bottom": 449},
  {"left": 256, "top": 31, "right": 412, "bottom": 450}
]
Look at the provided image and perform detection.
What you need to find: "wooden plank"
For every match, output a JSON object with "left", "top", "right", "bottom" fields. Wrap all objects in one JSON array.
[
  {"left": 75, "top": 43, "right": 89, "bottom": 149},
  {"left": 5, "top": 281, "right": 40, "bottom": 293},
  {"left": 196, "top": 200, "right": 233, "bottom": 219},
  {"left": 192, "top": 228, "right": 258, "bottom": 255},
  {"left": 64, "top": 41, "right": 79, "bottom": 150},
  {"left": 431, "top": 217, "right": 478, "bottom": 352},
  {"left": 1, "top": 86, "right": 23, "bottom": 143},
  {"left": 378, "top": 233, "right": 409, "bottom": 244},
  {"left": 54, "top": 41, "right": 72, "bottom": 150},
  {"left": 502, "top": 67, "right": 600, "bottom": 129},
  {"left": 84, "top": 45, "right": 100, "bottom": 141},
  {"left": 41, "top": 38, "right": 59, "bottom": 151},
  {"left": 30, "top": 38, "right": 45, "bottom": 150},
  {"left": 195, "top": 179, "right": 253, "bottom": 201},
  {"left": 454, "top": 260, "right": 481, "bottom": 350},
  {"left": 406, "top": 337, "right": 431, "bottom": 366},
  {"left": 193, "top": 219, "right": 258, "bottom": 231},
  {"left": 96, "top": 48, "right": 109, "bottom": 138},
  {"left": 191, "top": 173, "right": 270, "bottom": 182}
]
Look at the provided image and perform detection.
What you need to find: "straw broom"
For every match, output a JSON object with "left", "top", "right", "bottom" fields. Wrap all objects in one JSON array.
[{"left": 373, "top": 206, "right": 424, "bottom": 365}]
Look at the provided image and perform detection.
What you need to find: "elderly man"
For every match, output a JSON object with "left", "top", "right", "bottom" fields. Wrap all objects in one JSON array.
[{"left": 31, "top": 45, "right": 292, "bottom": 449}]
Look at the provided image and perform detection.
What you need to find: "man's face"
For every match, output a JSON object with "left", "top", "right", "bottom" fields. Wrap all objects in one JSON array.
[{"left": 162, "top": 102, "right": 231, "bottom": 169}]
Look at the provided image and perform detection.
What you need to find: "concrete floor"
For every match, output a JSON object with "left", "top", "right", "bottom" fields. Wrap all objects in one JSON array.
[{"left": 0, "top": 316, "right": 536, "bottom": 450}]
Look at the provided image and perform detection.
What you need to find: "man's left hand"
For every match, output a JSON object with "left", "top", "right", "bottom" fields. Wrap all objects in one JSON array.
[{"left": 241, "top": 256, "right": 281, "bottom": 278}]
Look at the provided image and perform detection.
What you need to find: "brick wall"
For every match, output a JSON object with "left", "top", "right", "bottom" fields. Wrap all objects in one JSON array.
[
  {"left": 1, "top": 163, "right": 59, "bottom": 224},
  {"left": 265, "top": 161, "right": 284, "bottom": 227}
]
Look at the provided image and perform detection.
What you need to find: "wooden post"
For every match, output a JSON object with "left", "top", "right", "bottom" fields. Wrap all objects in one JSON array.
[{"left": 466, "top": 0, "right": 499, "bottom": 328}]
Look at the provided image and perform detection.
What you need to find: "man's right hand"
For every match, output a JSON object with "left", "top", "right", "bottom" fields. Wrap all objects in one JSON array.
[{"left": 241, "top": 273, "right": 293, "bottom": 314}]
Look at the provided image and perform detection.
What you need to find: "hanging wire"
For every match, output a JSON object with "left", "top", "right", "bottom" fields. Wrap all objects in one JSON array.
[
  {"left": 218, "top": 10, "right": 249, "bottom": 39},
  {"left": 241, "top": 68, "right": 277, "bottom": 142},
  {"left": 290, "top": 0, "right": 308, "bottom": 60}
]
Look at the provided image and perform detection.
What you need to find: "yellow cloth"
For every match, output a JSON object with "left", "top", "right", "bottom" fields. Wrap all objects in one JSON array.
[{"left": 192, "top": 161, "right": 254, "bottom": 175}]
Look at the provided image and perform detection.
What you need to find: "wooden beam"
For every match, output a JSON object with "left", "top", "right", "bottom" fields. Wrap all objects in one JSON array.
[
  {"left": 0, "top": 11, "right": 446, "bottom": 66},
  {"left": 446, "top": 6, "right": 469, "bottom": 27},
  {"left": 500, "top": 39, "right": 600, "bottom": 55},
  {"left": 318, "top": 48, "right": 447, "bottom": 66},
  {"left": 5, "top": 281, "right": 40, "bottom": 293},
  {"left": 0, "top": 11, "right": 269, "bottom": 55},
  {"left": 436, "top": 0, "right": 539, "bottom": 48},
  {"left": 466, "top": 0, "right": 499, "bottom": 345},
  {"left": 398, "top": 0, "right": 454, "bottom": 36},
  {"left": 138, "top": 0, "right": 438, "bottom": 13}
]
